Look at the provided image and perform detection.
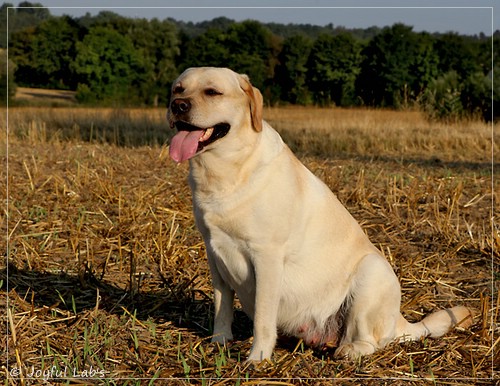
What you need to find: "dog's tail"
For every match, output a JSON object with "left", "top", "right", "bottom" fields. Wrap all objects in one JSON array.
[{"left": 396, "top": 306, "right": 473, "bottom": 342}]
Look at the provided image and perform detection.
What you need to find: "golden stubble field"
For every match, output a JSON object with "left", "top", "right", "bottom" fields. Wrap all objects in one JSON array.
[{"left": 1, "top": 106, "right": 498, "bottom": 385}]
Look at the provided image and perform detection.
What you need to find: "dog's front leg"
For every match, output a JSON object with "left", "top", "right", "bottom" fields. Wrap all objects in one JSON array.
[
  {"left": 208, "top": 254, "right": 235, "bottom": 344},
  {"left": 247, "top": 258, "right": 283, "bottom": 362}
]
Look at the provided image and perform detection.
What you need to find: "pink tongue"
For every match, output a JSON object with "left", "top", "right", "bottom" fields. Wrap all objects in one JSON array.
[{"left": 169, "top": 130, "right": 205, "bottom": 163}]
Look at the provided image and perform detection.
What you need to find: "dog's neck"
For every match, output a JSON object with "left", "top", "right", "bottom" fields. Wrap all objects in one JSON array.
[{"left": 188, "top": 122, "right": 284, "bottom": 196}]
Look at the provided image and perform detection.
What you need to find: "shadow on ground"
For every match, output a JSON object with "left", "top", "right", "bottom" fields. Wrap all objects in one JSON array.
[{"left": 1, "top": 263, "right": 253, "bottom": 342}]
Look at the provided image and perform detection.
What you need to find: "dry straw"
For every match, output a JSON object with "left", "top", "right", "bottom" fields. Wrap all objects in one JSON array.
[{"left": 1, "top": 106, "right": 497, "bottom": 384}]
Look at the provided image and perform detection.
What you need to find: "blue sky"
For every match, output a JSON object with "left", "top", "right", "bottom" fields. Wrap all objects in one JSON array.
[{"left": 11, "top": 0, "right": 497, "bottom": 36}]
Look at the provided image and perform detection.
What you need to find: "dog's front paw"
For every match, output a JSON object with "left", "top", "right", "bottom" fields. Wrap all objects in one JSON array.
[
  {"left": 244, "top": 354, "right": 273, "bottom": 371},
  {"left": 335, "top": 341, "right": 376, "bottom": 359},
  {"left": 246, "top": 346, "right": 273, "bottom": 363}
]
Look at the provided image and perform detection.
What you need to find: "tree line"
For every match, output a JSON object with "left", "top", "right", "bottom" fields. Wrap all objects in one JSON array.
[{"left": 2, "top": 2, "right": 498, "bottom": 120}]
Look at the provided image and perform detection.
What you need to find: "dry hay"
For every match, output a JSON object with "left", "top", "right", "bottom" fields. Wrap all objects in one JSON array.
[{"left": 1, "top": 107, "right": 498, "bottom": 385}]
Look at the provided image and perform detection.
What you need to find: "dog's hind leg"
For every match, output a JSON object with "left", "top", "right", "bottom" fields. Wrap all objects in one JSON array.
[{"left": 335, "top": 253, "right": 401, "bottom": 359}]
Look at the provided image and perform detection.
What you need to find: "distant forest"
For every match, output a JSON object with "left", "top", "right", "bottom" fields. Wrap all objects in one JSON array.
[{"left": 1, "top": 2, "right": 498, "bottom": 120}]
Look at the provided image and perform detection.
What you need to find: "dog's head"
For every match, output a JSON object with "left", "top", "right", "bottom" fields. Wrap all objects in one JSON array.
[{"left": 167, "top": 67, "right": 263, "bottom": 163}]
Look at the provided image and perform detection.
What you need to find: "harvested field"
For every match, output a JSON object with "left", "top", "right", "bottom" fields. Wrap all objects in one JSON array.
[
  {"left": 1, "top": 107, "right": 498, "bottom": 385},
  {"left": 14, "top": 87, "right": 77, "bottom": 106}
]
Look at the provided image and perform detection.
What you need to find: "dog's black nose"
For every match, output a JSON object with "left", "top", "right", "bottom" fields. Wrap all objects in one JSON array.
[{"left": 171, "top": 98, "right": 191, "bottom": 115}]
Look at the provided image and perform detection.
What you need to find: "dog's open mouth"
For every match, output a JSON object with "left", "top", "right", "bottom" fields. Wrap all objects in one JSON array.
[{"left": 169, "top": 121, "right": 230, "bottom": 163}]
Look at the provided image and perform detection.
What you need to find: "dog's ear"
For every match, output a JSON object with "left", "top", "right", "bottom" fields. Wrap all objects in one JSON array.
[{"left": 238, "top": 74, "right": 263, "bottom": 132}]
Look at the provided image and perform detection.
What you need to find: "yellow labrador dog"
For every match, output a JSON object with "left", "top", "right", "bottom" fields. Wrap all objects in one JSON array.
[{"left": 167, "top": 67, "right": 472, "bottom": 362}]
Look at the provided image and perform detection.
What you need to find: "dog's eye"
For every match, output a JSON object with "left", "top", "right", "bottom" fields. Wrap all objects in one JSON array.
[
  {"left": 205, "top": 88, "right": 222, "bottom": 96},
  {"left": 173, "top": 86, "right": 184, "bottom": 94}
]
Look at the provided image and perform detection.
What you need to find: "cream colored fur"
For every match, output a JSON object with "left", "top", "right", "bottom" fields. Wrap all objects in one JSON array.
[{"left": 167, "top": 67, "right": 473, "bottom": 362}]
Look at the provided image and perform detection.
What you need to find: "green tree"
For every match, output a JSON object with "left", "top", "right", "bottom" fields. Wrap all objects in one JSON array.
[
  {"left": 7, "top": 24, "right": 34, "bottom": 84},
  {"left": 10, "top": 15, "right": 81, "bottom": 89},
  {"left": 461, "top": 70, "right": 495, "bottom": 120},
  {"left": 306, "top": 33, "right": 361, "bottom": 106},
  {"left": 125, "top": 18, "right": 179, "bottom": 107},
  {"left": 0, "top": 48, "right": 16, "bottom": 102},
  {"left": 181, "top": 21, "right": 277, "bottom": 94},
  {"left": 408, "top": 32, "right": 439, "bottom": 98},
  {"left": 181, "top": 27, "right": 229, "bottom": 69},
  {"left": 356, "top": 24, "right": 438, "bottom": 108},
  {"left": 1, "top": 2, "right": 50, "bottom": 48},
  {"left": 72, "top": 26, "right": 143, "bottom": 104},
  {"left": 16, "top": 1, "right": 49, "bottom": 22},
  {"left": 0, "top": 3, "right": 14, "bottom": 48},
  {"left": 275, "top": 34, "right": 312, "bottom": 104},
  {"left": 488, "top": 66, "right": 499, "bottom": 122},
  {"left": 434, "top": 33, "right": 481, "bottom": 80},
  {"left": 225, "top": 20, "right": 278, "bottom": 92},
  {"left": 420, "top": 71, "right": 464, "bottom": 122},
  {"left": 77, "top": 10, "right": 123, "bottom": 29},
  {"left": 73, "top": 13, "right": 179, "bottom": 105},
  {"left": 421, "top": 34, "right": 493, "bottom": 121}
]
